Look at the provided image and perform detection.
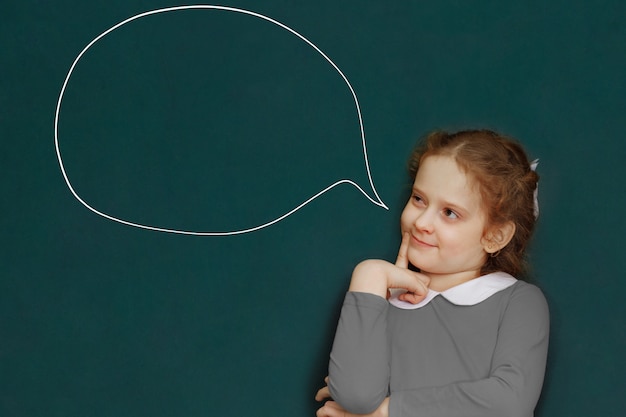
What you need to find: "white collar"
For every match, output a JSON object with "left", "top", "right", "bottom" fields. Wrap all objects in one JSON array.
[{"left": 388, "top": 272, "right": 517, "bottom": 310}]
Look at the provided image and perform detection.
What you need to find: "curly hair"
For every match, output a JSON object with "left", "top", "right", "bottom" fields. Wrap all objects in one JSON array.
[{"left": 407, "top": 129, "right": 539, "bottom": 277}]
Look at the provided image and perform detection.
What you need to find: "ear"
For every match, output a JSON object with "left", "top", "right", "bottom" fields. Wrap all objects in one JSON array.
[{"left": 482, "top": 221, "right": 516, "bottom": 254}]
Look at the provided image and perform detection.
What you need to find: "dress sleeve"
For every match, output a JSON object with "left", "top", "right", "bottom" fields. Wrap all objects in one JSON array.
[
  {"left": 328, "top": 291, "right": 391, "bottom": 414},
  {"left": 389, "top": 283, "right": 550, "bottom": 417}
]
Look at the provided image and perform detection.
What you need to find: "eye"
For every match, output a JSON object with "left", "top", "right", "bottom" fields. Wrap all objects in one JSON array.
[
  {"left": 443, "top": 208, "right": 459, "bottom": 219},
  {"left": 412, "top": 194, "right": 426, "bottom": 206}
]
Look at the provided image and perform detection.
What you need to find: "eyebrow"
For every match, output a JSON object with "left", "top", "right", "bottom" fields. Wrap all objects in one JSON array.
[{"left": 412, "top": 186, "right": 471, "bottom": 215}]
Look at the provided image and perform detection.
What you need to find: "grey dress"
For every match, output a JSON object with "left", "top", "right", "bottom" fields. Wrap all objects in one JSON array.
[{"left": 327, "top": 274, "right": 550, "bottom": 417}]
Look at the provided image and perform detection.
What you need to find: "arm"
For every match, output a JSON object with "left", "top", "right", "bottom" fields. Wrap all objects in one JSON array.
[
  {"left": 327, "top": 291, "right": 390, "bottom": 414},
  {"left": 326, "top": 234, "right": 430, "bottom": 414},
  {"left": 389, "top": 283, "right": 550, "bottom": 417}
]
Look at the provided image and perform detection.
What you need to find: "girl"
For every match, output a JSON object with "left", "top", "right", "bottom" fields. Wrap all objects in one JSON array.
[{"left": 315, "top": 129, "right": 549, "bottom": 417}]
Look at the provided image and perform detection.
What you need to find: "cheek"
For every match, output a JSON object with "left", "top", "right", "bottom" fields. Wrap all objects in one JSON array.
[
  {"left": 399, "top": 205, "right": 412, "bottom": 232},
  {"left": 441, "top": 227, "right": 485, "bottom": 255}
]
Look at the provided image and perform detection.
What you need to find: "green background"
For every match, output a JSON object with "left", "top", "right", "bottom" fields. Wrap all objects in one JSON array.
[{"left": 2, "top": 1, "right": 624, "bottom": 416}]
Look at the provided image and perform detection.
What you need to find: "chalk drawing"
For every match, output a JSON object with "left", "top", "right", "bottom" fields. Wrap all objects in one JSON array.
[{"left": 54, "top": 5, "right": 388, "bottom": 235}]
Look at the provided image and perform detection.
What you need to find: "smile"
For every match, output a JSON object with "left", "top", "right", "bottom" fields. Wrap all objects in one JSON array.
[{"left": 411, "top": 234, "right": 437, "bottom": 248}]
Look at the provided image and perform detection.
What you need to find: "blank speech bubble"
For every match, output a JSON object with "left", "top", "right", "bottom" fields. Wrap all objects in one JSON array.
[{"left": 54, "top": 5, "right": 388, "bottom": 236}]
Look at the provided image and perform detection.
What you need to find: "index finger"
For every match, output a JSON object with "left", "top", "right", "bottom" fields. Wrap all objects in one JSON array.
[
  {"left": 315, "top": 385, "right": 331, "bottom": 401},
  {"left": 395, "top": 232, "right": 410, "bottom": 268}
]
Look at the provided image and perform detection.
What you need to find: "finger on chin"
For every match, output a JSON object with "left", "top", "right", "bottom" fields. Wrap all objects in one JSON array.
[{"left": 395, "top": 232, "right": 410, "bottom": 267}]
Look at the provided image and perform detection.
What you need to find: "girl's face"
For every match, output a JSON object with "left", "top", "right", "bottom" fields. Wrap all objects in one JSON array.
[{"left": 400, "top": 155, "right": 490, "bottom": 283}]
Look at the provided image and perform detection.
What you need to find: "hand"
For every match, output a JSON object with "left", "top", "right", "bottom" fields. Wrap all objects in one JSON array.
[
  {"left": 315, "top": 377, "right": 389, "bottom": 417},
  {"left": 348, "top": 233, "right": 430, "bottom": 304},
  {"left": 315, "top": 376, "right": 331, "bottom": 402},
  {"left": 394, "top": 232, "right": 431, "bottom": 304},
  {"left": 317, "top": 400, "right": 388, "bottom": 417}
]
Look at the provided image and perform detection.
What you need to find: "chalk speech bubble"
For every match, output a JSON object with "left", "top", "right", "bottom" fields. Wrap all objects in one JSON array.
[{"left": 54, "top": 5, "right": 388, "bottom": 235}]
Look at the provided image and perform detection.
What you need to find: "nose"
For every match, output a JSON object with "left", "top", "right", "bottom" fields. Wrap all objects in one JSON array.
[{"left": 414, "top": 207, "right": 435, "bottom": 233}]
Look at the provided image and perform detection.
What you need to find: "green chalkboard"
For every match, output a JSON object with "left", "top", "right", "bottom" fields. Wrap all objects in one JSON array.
[{"left": 2, "top": 1, "right": 625, "bottom": 416}]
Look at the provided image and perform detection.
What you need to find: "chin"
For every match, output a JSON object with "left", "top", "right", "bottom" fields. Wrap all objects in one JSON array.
[
  {"left": 407, "top": 252, "right": 432, "bottom": 271},
  {"left": 408, "top": 257, "right": 447, "bottom": 275},
  {"left": 408, "top": 259, "right": 431, "bottom": 274}
]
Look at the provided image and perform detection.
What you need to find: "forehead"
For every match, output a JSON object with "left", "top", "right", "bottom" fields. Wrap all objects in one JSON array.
[{"left": 414, "top": 155, "right": 482, "bottom": 210}]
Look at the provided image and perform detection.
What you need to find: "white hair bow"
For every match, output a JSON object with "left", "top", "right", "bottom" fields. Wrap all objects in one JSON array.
[{"left": 530, "top": 159, "right": 539, "bottom": 218}]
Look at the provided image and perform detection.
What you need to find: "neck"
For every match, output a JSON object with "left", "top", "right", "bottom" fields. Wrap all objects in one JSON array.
[{"left": 423, "top": 269, "right": 482, "bottom": 292}]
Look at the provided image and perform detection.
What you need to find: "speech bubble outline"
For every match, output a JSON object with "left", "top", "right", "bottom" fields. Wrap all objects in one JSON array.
[{"left": 54, "top": 5, "right": 388, "bottom": 236}]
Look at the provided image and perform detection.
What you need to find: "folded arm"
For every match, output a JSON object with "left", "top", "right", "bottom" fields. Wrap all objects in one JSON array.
[
  {"left": 389, "top": 283, "right": 550, "bottom": 417},
  {"left": 327, "top": 283, "right": 549, "bottom": 417}
]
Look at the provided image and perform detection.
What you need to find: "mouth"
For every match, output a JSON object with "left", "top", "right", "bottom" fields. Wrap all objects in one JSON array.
[{"left": 411, "top": 234, "right": 436, "bottom": 248}]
